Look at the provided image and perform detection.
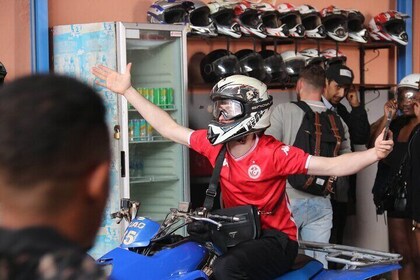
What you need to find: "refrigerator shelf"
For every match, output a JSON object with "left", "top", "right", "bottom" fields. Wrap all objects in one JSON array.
[
  {"left": 129, "top": 135, "right": 172, "bottom": 144},
  {"left": 128, "top": 105, "right": 176, "bottom": 112},
  {"left": 130, "top": 175, "right": 179, "bottom": 184}
]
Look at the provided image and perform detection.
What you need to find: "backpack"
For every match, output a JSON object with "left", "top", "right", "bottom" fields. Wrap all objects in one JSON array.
[{"left": 288, "top": 101, "right": 345, "bottom": 196}]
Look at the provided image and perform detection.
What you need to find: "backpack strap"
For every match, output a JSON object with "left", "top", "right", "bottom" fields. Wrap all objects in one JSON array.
[
  {"left": 302, "top": 111, "right": 322, "bottom": 190},
  {"left": 324, "top": 112, "right": 342, "bottom": 194}
]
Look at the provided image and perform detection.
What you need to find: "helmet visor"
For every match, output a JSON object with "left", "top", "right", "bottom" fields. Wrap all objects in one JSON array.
[
  {"left": 212, "top": 99, "right": 244, "bottom": 120},
  {"left": 384, "top": 19, "right": 405, "bottom": 36},
  {"left": 397, "top": 87, "right": 418, "bottom": 105}
]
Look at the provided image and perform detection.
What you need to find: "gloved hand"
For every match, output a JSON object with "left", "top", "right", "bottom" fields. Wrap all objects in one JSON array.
[{"left": 187, "top": 220, "right": 212, "bottom": 243}]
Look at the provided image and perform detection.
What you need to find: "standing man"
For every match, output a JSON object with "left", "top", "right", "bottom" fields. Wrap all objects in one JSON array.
[
  {"left": 0, "top": 74, "right": 110, "bottom": 279},
  {"left": 266, "top": 65, "right": 351, "bottom": 267},
  {"left": 323, "top": 64, "right": 370, "bottom": 247}
]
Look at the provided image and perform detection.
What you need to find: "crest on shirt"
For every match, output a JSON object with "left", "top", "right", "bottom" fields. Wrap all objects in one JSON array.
[
  {"left": 281, "top": 145, "right": 290, "bottom": 156},
  {"left": 248, "top": 164, "right": 261, "bottom": 179}
]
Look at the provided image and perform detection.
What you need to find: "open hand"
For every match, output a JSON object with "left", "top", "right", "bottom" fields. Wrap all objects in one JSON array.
[{"left": 91, "top": 63, "right": 132, "bottom": 95}]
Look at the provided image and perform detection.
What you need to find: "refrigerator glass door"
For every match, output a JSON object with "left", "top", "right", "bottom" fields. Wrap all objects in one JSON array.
[{"left": 118, "top": 23, "right": 190, "bottom": 223}]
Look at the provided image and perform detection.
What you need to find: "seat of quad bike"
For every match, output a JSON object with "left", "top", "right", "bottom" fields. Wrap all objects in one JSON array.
[{"left": 274, "top": 254, "right": 324, "bottom": 280}]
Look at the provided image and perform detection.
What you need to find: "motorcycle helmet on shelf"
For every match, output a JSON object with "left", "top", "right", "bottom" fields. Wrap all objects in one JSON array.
[
  {"left": 234, "top": 1, "right": 267, "bottom": 38},
  {"left": 200, "top": 49, "right": 242, "bottom": 83},
  {"left": 187, "top": 0, "right": 218, "bottom": 36},
  {"left": 298, "top": 48, "right": 326, "bottom": 67},
  {"left": 207, "top": 1, "right": 242, "bottom": 38},
  {"left": 280, "top": 50, "right": 306, "bottom": 83},
  {"left": 207, "top": 74, "right": 273, "bottom": 145},
  {"left": 347, "top": 9, "right": 368, "bottom": 43},
  {"left": 320, "top": 48, "right": 347, "bottom": 68},
  {"left": 320, "top": 5, "right": 348, "bottom": 42},
  {"left": 277, "top": 3, "right": 305, "bottom": 38},
  {"left": 147, "top": 0, "right": 193, "bottom": 24},
  {"left": 0, "top": 61, "right": 6, "bottom": 85},
  {"left": 296, "top": 4, "right": 326, "bottom": 39},
  {"left": 253, "top": 2, "right": 289, "bottom": 38},
  {"left": 234, "top": 49, "right": 267, "bottom": 81},
  {"left": 258, "top": 49, "right": 288, "bottom": 84},
  {"left": 368, "top": 10, "right": 409, "bottom": 46}
]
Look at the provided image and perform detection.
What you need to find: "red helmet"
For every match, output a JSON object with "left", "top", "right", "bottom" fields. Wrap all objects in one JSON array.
[
  {"left": 234, "top": 1, "right": 267, "bottom": 38},
  {"left": 368, "top": 10, "right": 409, "bottom": 46}
]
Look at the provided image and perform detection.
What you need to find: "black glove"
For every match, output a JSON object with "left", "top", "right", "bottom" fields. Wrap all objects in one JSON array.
[{"left": 187, "top": 220, "right": 212, "bottom": 243}]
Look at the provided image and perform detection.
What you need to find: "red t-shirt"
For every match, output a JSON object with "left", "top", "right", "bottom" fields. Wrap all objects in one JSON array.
[{"left": 189, "top": 130, "right": 310, "bottom": 241}]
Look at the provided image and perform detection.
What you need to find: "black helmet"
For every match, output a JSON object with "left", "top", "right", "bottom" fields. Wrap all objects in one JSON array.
[
  {"left": 200, "top": 49, "right": 242, "bottom": 83},
  {"left": 0, "top": 62, "right": 6, "bottom": 85},
  {"left": 235, "top": 49, "right": 267, "bottom": 82},
  {"left": 147, "top": 0, "right": 193, "bottom": 24},
  {"left": 258, "top": 50, "right": 288, "bottom": 84},
  {"left": 320, "top": 5, "right": 348, "bottom": 42},
  {"left": 280, "top": 50, "right": 306, "bottom": 83}
]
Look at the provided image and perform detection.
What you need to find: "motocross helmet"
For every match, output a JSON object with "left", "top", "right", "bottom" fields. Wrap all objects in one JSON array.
[
  {"left": 207, "top": 74, "right": 273, "bottom": 145},
  {"left": 0, "top": 61, "right": 6, "bottom": 85},
  {"left": 147, "top": 0, "right": 193, "bottom": 24},
  {"left": 234, "top": 49, "right": 267, "bottom": 81},
  {"left": 253, "top": 2, "right": 288, "bottom": 38},
  {"left": 397, "top": 74, "right": 420, "bottom": 110},
  {"left": 234, "top": 1, "right": 267, "bottom": 38},
  {"left": 368, "top": 10, "right": 409, "bottom": 46},
  {"left": 320, "top": 48, "right": 347, "bottom": 68},
  {"left": 347, "top": 9, "right": 368, "bottom": 43},
  {"left": 299, "top": 48, "right": 326, "bottom": 67},
  {"left": 277, "top": 3, "right": 305, "bottom": 38},
  {"left": 259, "top": 50, "right": 288, "bottom": 84},
  {"left": 208, "top": 1, "right": 242, "bottom": 38},
  {"left": 320, "top": 5, "right": 348, "bottom": 42},
  {"left": 188, "top": 0, "right": 217, "bottom": 36},
  {"left": 297, "top": 4, "right": 326, "bottom": 38},
  {"left": 200, "top": 49, "right": 242, "bottom": 83},
  {"left": 280, "top": 50, "right": 306, "bottom": 83}
]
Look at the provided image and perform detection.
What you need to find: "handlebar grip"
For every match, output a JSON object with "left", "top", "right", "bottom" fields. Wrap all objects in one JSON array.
[{"left": 208, "top": 214, "right": 240, "bottom": 222}]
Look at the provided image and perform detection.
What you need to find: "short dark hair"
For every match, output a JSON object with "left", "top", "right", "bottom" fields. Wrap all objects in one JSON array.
[
  {"left": 298, "top": 64, "right": 326, "bottom": 90},
  {"left": 0, "top": 74, "right": 110, "bottom": 188}
]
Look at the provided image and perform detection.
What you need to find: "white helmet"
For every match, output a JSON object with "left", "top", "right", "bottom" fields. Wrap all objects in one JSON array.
[
  {"left": 368, "top": 10, "right": 409, "bottom": 46},
  {"left": 280, "top": 50, "right": 306, "bottom": 83},
  {"left": 397, "top": 74, "right": 420, "bottom": 113},
  {"left": 320, "top": 48, "right": 347, "bottom": 68},
  {"left": 188, "top": 0, "right": 218, "bottom": 36},
  {"left": 320, "top": 5, "right": 348, "bottom": 42},
  {"left": 297, "top": 4, "right": 326, "bottom": 38},
  {"left": 253, "top": 2, "right": 288, "bottom": 38},
  {"left": 208, "top": 1, "right": 242, "bottom": 38},
  {"left": 234, "top": 1, "right": 267, "bottom": 38},
  {"left": 299, "top": 48, "right": 326, "bottom": 67},
  {"left": 347, "top": 9, "right": 368, "bottom": 43},
  {"left": 207, "top": 75, "right": 273, "bottom": 145},
  {"left": 277, "top": 3, "right": 305, "bottom": 38}
]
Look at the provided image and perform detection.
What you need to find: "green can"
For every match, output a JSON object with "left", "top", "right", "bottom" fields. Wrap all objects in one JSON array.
[
  {"left": 159, "top": 88, "right": 167, "bottom": 108},
  {"left": 153, "top": 88, "right": 160, "bottom": 105},
  {"left": 167, "top": 88, "right": 174, "bottom": 108}
]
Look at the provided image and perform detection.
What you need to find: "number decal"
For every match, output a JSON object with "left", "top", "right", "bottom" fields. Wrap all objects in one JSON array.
[{"left": 123, "top": 230, "right": 137, "bottom": 245}]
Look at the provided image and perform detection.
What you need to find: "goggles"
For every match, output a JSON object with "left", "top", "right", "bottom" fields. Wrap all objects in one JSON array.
[{"left": 212, "top": 99, "right": 244, "bottom": 120}]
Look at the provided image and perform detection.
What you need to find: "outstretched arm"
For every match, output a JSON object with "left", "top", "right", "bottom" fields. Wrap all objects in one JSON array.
[
  {"left": 308, "top": 128, "right": 393, "bottom": 177},
  {"left": 92, "top": 63, "right": 193, "bottom": 146}
]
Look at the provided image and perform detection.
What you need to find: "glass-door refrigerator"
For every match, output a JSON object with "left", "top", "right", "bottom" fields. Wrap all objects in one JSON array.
[{"left": 52, "top": 22, "right": 190, "bottom": 258}]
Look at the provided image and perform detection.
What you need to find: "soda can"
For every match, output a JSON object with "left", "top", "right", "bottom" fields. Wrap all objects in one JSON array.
[
  {"left": 153, "top": 88, "right": 160, "bottom": 106},
  {"left": 147, "top": 122, "right": 153, "bottom": 140},
  {"left": 145, "top": 88, "right": 153, "bottom": 102},
  {"left": 159, "top": 88, "right": 167, "bottom": 108},
  {"left": 128, "top": 119, "right": 134, "bottom": 141},
  {"left": 167, "top": 88, "right": 174, "bottom": 108},
  {"left": 140, "top": 119, "right": 147, "bottom": 140},
  {"left": 133, "top": 119, "right": 140, "bottom": 140}
]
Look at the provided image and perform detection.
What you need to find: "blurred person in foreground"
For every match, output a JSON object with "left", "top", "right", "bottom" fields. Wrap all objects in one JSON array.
[
  {"left": 0, "top": 74, "right": 110, "bottom": 279},
  {"left": 92, "top": 63, "right": 393, "bottom": 280}
]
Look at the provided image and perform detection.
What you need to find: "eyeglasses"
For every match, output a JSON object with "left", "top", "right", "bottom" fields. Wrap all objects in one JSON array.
[{"left": 212, "top": 99, "right": 244, "bottom": 121}]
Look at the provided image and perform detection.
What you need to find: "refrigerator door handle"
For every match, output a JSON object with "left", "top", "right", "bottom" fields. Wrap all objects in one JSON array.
[{"left": 121, "top": 151, "right": 126, "bottom": 178}]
